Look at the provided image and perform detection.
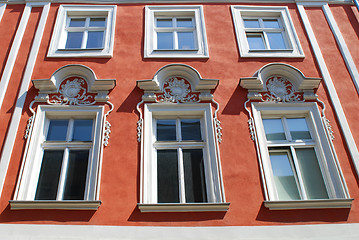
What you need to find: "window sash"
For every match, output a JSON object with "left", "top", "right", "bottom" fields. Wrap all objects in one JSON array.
[
  {"left": 64, "top": 16, "right": 107, "bottom": 50},
  {"left": 154, "top": 16, "right": 198, "bottom": 50},
  {"left": 35, "top": 117, "right": 95, "bottom": 201},
  {"left": 263, "top": 116, "right": 329, "bottom": 200},
  {"left": 243, "top": 17, "right": 290, "bottom": 51}
]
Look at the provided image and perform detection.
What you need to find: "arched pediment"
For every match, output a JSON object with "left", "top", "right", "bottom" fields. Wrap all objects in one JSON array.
[
  {"left": 240, "top": 63, "right": 321, "bottom": 101},
  {"left": 137, "top": 64, "right": 218, "bottom": 102},
  {"left": 32, "top": 64, "right": 116, "bottom": 103}
]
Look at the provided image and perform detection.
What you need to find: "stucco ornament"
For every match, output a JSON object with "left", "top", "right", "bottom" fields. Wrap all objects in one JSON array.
[
  {"left": 49, "top": 77, "right": 95, "bottom": 105},
  {"left": 158, "top": 77, "right": 199, "bottom": 103},
  {"left": 263, "top": 76, "right": 302, "bottom": 102}
]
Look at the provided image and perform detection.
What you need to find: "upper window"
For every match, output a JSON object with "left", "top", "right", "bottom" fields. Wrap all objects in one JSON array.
[
  {"left": 47, "top": 5, "right": 116, "bottom": 58},
  {"left": 144, "top": 6, "right": 209, "bottom": 58},
  {"left": 231, "top": 6, "right": 304, "bottom": 58}
]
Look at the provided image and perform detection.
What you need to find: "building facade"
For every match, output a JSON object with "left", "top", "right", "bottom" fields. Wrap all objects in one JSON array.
[{"left": 0, "top": 0, "right": 358, "bottom": 239}]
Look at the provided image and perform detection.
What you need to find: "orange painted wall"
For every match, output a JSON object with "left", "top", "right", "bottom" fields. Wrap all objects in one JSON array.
[{"left": 0, "top": 2, "right": 358, "bottom": 227}]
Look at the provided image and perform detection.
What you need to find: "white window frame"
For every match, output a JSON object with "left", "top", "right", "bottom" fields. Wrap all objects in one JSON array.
[
  {"left": 144, "top": 6, "right": 209, "bottom": 58},
  {"left": 231, "top": 6, "right": 304, "bottom": 58},
  {"left": 11, "top": 105, "right": 104, "bottom": 210},
  {"left": 47, "top": 5, "right": 116, "bottom": 58},
  {"left": 138, "top": 103, "right": 228, "bottom": 212},
  {"left": 252, "top": 102, "right": 351, "bottom": 210}
]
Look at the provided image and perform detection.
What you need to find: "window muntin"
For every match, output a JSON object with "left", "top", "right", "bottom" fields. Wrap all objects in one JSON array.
[
  {"left": 154, "top": 118, "right": 207, "bottom": 204},
  {"left": 35, "top": 118, "right": 94, "bottom": 201},
  {"left": 144, "top": 6, "right": 209, "bottom": 58},
  {"left": 262, "top": 116, "right": 329, "bottom": 201}
]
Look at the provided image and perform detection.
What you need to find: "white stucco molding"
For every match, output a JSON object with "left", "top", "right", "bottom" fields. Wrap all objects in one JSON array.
[
  {"left": 137, "top": 63, "right": 218, "bottom": 102},
  {"left": 240, "top": 63, "right": 321, "bottom": 101},
  {"left": 297, "top": 2, "right": 359, "bottom": 180}
]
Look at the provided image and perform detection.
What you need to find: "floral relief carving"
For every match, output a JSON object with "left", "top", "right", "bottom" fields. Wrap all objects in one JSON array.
[
  {"left": 48, "top": 77, "right": 96, "bottom": 105},
  {"left": 262, "top": 76, "right": 303, "bottom": 102},
  {"left": 157, "top": 77, "right": 199, "bottom": 103}
]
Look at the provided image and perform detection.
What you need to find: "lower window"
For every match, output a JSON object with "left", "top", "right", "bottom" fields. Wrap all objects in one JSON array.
[
  {"left": 11, "top": 106, "right": 104, "bottom": 209},
  {"left": 138, "top": 103, "right": 228, "bottom": 212},
  {"left": 252, "top": 103, "right": 351, "bottom": 209}
]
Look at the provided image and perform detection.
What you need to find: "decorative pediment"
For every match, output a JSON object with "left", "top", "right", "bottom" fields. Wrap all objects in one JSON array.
[
  {"left": 137, "top": 64, "right": 218, "bottom": 102},
  {"left": 32, "top": 64, "right": 116, "bottom": 104},
  {"left": 240, "top": 63, "right": 321, "bottom": 101}
]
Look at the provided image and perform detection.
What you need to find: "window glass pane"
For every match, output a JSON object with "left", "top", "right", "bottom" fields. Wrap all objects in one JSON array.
[
  {"left": 69, "top": 18, "right": 86, "bottom": 27},
  {"left": 89, "top": 18, "right": 106, "bottom": 27},
  {"left": 35, "top": 150, "right": 64, "bottom": 200},
  {"left": 65, "top": 32, "right": 83, "bottom": 49},
  {"left": 157, "top": 120, "right": 176, "bottom": 141},
  {"left": 287, "top": 118, "right": 311, "bottom": 140},
  {"left": 86, "top": 31, "right": 104, "bottom": 49},
  {"left": 157, "top": 32, "right": 173, "bottom": 49},
  {"left": 243, "top": 19, "right": 260, "bottom": 28},
  {"left": 47, "top": 120, "right": 68, "bottom": 141},
  {"left": 183, "top": 149, "right": 207, "bottom": 203},
  {"left": 72, "top": 119, "right": 93, "bottom": 141},
  {"left": 177, "top": 18, "right": 193, "bottom": 28},
  {"left": 262, "top": 119, "right": 286, "bottom": 141},
  {"left": 63, "top": 150, "right": 89, "bottom": 200},
  {"left": 156, "top": 18, "right": 172, "bottom": 27},
  {"left": 178, "top": 32, "right": 195, "bottom": 50},
  {"left": 267, "top": 32, "right": 286, "bottom": 49},
  {"left": 263, "top": 19, "right": 280, "bottom": 28},
  {"left": 181, "top": 119, "right": 201, "bottom": 141},
  {"left": 296, "top": 148, "right": 329, "bottom": 199},
  {"left": 269, "top": 151, "right": 300, "bottom": 200},
  {"left": 247, "top": 34, "right": 265, "bottom": 50},
  {"left": 157, "top": 150, "right": 179, "bottom": 203}
]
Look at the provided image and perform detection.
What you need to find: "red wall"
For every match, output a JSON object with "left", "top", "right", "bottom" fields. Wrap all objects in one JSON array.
[{"left": 0, "top": 2, "right": 357, "bottom": 226}]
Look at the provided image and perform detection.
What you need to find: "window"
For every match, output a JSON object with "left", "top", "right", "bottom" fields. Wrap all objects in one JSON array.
[
  {"left": 231, "top": 6, "right": 304, "bottom": 58},
  {"left": 11, "top": 106, "right": 104, "bottom": 209},
  {"left": 144, "top": 6, "right": 209, "bottom": 58},
  {"left": 156, "top": 118, "right": 207, "bottom": 203},
  {"left": 252, "top": 103, "right": 351, "bottom": 209},
  {"left": 47, "top": 5, "right": 116, "bottom": 58},
  {"left": 36, "top": 118, "right": 94, "bottom": 201},
  {"left": 138, "top": 103, "right": 228, "bottom": 212}
]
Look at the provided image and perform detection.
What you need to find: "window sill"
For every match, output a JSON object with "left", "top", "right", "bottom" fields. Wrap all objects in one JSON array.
[
  {"left": 240, "top": 51, "right": 304, "bottom": 58},
  {"left": 137, "top": 202, "right": 230, "bottom": 212},
  {"left": 47, "top": 50, "right": 112, "bottom": 58},
  {"left": 264, "top": 199, "right": 353, "bottom": 210},
  {"left": 144, "top": 50, "right": 209, "bottom": 59},
  {"left": 9, "top": 200, "right": 102, "bottom": 210}
]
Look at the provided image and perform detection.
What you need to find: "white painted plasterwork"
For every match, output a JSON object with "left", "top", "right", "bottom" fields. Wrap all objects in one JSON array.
[
  {"left": 240, "top": 63, "right": 351, "bottom": 209},
  {"left": 136, "top": 64, "right": 227, "bottom": 212},
  {"left": 47, "top": 5, "right": 117, "bottom": 58},
  {"left": 297, "top": 2, "right": 359, "bottom": 180},
  {"left": 0, "top": 223, "right": 358, "bottom": 240},
  {"left": 0, "top": 2, "right": 50, "bottom": 200}
]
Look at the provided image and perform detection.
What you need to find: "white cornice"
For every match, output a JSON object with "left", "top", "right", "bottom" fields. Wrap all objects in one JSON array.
[{"left": 0, "top": 0, "right": 354, "bottom": 5}]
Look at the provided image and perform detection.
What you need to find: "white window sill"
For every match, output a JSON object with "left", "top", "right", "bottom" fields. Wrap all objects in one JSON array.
[
  {"left": 240, "top": 51, "right": 304, "bottom": 58},
  {"left": 47, "top": 50, "right": 112, "bottom": 58},
  {"left": 9, "top": 200, "right": 102, "bottom": 210},
  {"left": 145, "top": 51, "right": 209, "bottom": 59},
  {"left": 264, "top": 199, "right": 353, "bottom": 210},
  {"left": 137, "top": 203, "right": 230, "bottom": 212}
]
